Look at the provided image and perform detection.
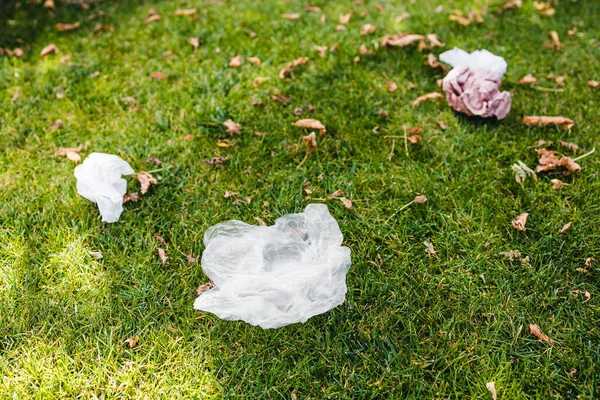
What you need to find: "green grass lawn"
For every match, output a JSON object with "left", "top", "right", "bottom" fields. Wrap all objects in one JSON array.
[{"left": 1, "top": 0, "right": 599, "bottom": 398}]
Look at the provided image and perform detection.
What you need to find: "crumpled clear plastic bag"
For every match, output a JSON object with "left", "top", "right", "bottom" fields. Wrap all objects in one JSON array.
[
  {"left": 194, "top": 204, "right": 352, "bottom": 329},
  {"left": 74, "top": 152, "right": 135, "bottom": 223},
  {"left": 439, "top": 47, "right": 508, "bottom": 78}
]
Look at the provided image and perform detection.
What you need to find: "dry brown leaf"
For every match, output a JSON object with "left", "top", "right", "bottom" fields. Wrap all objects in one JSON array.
[
  {"left": 154, "top": 234, "right": 167, "bottom": 247},
  {"left": 125, "top": 336, "right": 139, "bottom": 348},
  {"left": 196, "top": 280, "right": 214, "bottom": 295},
  {"left": 518, "top": 74, "right": 537, "bottom": 84},
  {"left": 576, "top": 267, "right": 589, "bottom": 275},
  {"left": 536, "top": 148, "right": 581, "bottom": 174},
  {"left": 502, "top": 0, "right": 522, "bottom": 10},
  {"left": 157, "top": 247, "right": 167, "bottom": 264},
  {"left": 93, "top": 24, "right": 114, "bottom": 34},
  {"left": 449, "top": 14, "right": 471, "bottom": 27},
  {"left": 571, "top": 290, "right": 591, "bottom": 302},
  {"left": 559, "top": 140, "right": 579, "bottom": 153},
  {"left": 407, "top": 135, "right": 422, "bottom": 144},
  {"left": 302, "top": 132, "right": 317, "bottom": 149},
  {"left": 270, "top": 92, "right": 291, "bottom": 104},
  {"left": 216, "top": 139, "right": 232, "bottom": 148},
  {"left": 426, "top": 33, "right": 445, "bottom": 48},
  {"left": 279, "top": 57, "right": 309, "bottom": 79},
  {"left": 224, "top": 190, "right": 239, "bottom": 198},
  {"left": 533, "top": 2, "right": 555, "bottom": 16},
  {"left": 328, "top": 189, "right": 344, "bottom": 200},
  {"left": 44, "top": 0, "right": 55, "bottom": 10},
  {"left": 523, "top": 116, "right": 574, "bottom": 130},
  {"left": 387, "top": 81, "right": 398, "bottom": 92},
  {"left": 51, "top": 120, "right": 63, "bottom": 129},
  {"left": 339, "top": 13, "right": 352, "bottom": 24},
  {"left": 382, "top": 33, "right": 425, "bottom": 47},
  {"left": 123, "top": 192, "right": 139, "bottom": 203},
  {"left": 40, "top": 44, "right": 59, "bottom": 57},
  {"left": 486, "top": 382, "right": 497, "bottom": 400},
  {"left": 55, "top": 145, "right": 83, "bottom": 157},
  {"left": 336, "top": 25, "right": 347, "bottom": 31},
  {"left": 66, "top": 151, "right": 81, "bottom": 163},
  {"left": 530, "top": 324, "right": 557, "bottom": 344},
  {"left": 551, "top": 179, "right": 564, "bottom": 190},
  {"left": 229, "top": 55, "right": 242, "bottom": 67},
  {"left": 559, "top": 222, "right": 572, "bottom": 233},
  {"left": 414, "top": 195, "right": 427, "bottom": 204},
  {"left": 293, "top": 119, "right": 326, "bottom": 135},
  {"left": 245, "top": 29, "right": 257, "bottom": 38},
  {"left": 413, "top": 92, "right": 443, "bottom": 106},
  {"left": 144, "top": 14, "right": 161, "bottom": 24},
  {"left": 549, "top": 31, "right": 561, "bottom": 51},
  {"left": 303, "top": 182, "right": 313, "bottom": 195},
  {"left": 585, "top": 258, "right": 593, "bottom": 267},
  {"left": 150, "top": 72, "right": 168, "bottom": 80},
  {"left": 511, "top": 213, "right": 529, "bottom": 232},
  {"left": 254, "top": 216, "right": 267, "bottom": 226},
  {"left": 253, "top": 77, "right": 269, "bottom": 86},
  {"left": 395, "top": 12, "right": 411, "bottom": 22},
  {"left": 306, "top": 5, "right": 321, "bottom": 12},
  {"left": 134, "top": 172, "right": 157, "bottom": 194},
  {"left": 248, "top": 56, "right": 261, "bottom": 65},
  {"left": 555, "top": 76, "right": 566, "bottom": 87},
  {"left": 359, "top": 44, "right": 373, "bottom": 55},
  {"left": 313, "top": 45, "right": 328, "bottom": 58},
  {"left": 223, "top": 119, "right": 242, "bottom": 135},
  {"left": 437, "top": 120, "right": 448, "bottom": 130},
  {"left": 361, "top": 24, "right": 376, "bottom": 35},
  {"left": 10, "top": 91, "right": 20, "bottom": 103},
  {"left": 189, "top": 37, "right": 200, "bottom": 49},
  {"left": 55, "top": 22, "right": 80, "bottom": 32},
  {"left": 88, "top": 251, "right": 103, "bottom": 260},
  {"left": 426, "top": 53, "right": 449, "bottom": 71},
  {"left": 340, "top": 197, "right": 353, "bottom": 209},
  {"left": 175, "top": 8, "right": 197, "bottom": 16},
  {"left": 588, "top": 80, "right": 600, "bottom": 88},
  {"left": 90, "top": 71, "right": 100, "bottom": 78},
  {"left": 283, "top": 13, "right": 301, "bottom": 20},
  {"left": 424, "top": 241, "right": 437, "bottom": 257}
]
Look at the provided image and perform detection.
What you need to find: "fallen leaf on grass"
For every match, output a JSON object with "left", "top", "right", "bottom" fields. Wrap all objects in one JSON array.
[
  {"left": 413, "top": 92, "right": 443, "bottom": 106},
  {"left": 533, "top": 2, "right": 555, "bottom": 16},
  {"left": 203, "top": 157, "right": 227, "bottom": 168},
  {"left": 123, "top": 192, "right": 139, "bottom": 203},
  {"left": 414, "top": 195, "right": 427, "bottom": 204},
  {"left": 339, "top": 13, "right": 352, "bottom": 24},
  {"left": 88, "top": 251, "right": 103, "bottom": 260},
  {"left": 247, "top": 57, "right": 261, "bottom": 65},
  {"left": 90, "top": 71, "right": 100, "bottom": 78},
  {"left": 162, "top": 50, "right": 173, "bottom": 58},
  {"left": 549, "top": 31, "right": 561, "bottom": 51},
  {"left": 157, "top": 248, "right": 168, "bottom": 265},
  {"left": 134, "top": 172, "right": 157, "bottom": 194},
  {"left": 589, "top": 80, "right": 600, "bottom": 88},
  {"left": 559, "top": 140, "right": 579, "bottom": 153},
  {"left": 125, "top": 336, "right": 139, "bottom": 348},
  {"left": 361, "top": 24, "right": 376, "bottom": 35},
  {"left": 55, "top": 22, "right": 80, "bottom": 32},
  {"left": 551, "top": 179, "right": 564, "bottom": 190},
  {"left": 382, "top": 34, "right": 425, "bottom": 47},
  {"left": 40, "top": 44, "right": 59, "bottom": 57},
  {"left": 502, "top": 0, "right": 522, "bottom": 11},
  {"left": 283, "top": 13, "right": 301, "bottom": 20},
  {"left": 359, "top": 44, "right": 373, "bottom": 55},
  {"left": 270, "top": 92, "right": 290, "bottom": 105},
  {"left": 150, "top": 72, "right": 168, "bottom": 80},
  {"left": 585, "top": 258, "right": 593, "bottom": 267},
  {"left": 530, "top": 324, "right": 557, "bottom": 344},
  {"left": 253, "top": 77, "right": 269, "bottom": 86},
  {"left": 523, "top": 116, "right": 574, "bottom": 130},
  {"left": 306, "top": 5, "right": 321, "bottom": 12},
  {"left": 279, "top": 57, "right": 309, "bottom": 79},
  {"left": 224, "top": 190, "right": 239, "bottom": 198},
  {"left": 144, "top": 14, "right": 161, "bottom": 24},
  {"left": 93, "top": 24, "right": 114, "bottom": 34},
  {"left": 407, "top": 135, "right": 422, "bottom": 144},
  {"left": 395, "top": 12, "right": 411, "bottom": 22},
  {"left": 555, "top": 76, "right": 566, "bottom": 86},
  {"left": 486, "top": 382, "right": 497, "bottom": 400},
  {"left": 511, "top": 161, "right": 537, "bottom": 184},
  {"left": 254, "top": 216, "right": 267, "bottom": 226},
  {"left": 327, "top": 189, "right": 344, "bottom": 200},
  {"left": 387, "top": 81, "right": 398, "bottom": 92},
  {"left": 426, "top": 53, "right": 449, "bottom": 71},
  {"left": 426, "top": 33, "right": 445, "bottom": 48},
  {"left": 223, "top": 119, "right": 241, "bottom": 134},
  {"left": 55, "top": 145, "right": 83, "bottom": 162},
  {"left": 536, "top": 148, "right": 581, "bottom": 174},
  {"left": 511, "top": 213, "right": 529, "bottom": 232},
  {"left": 340, "top": 197, "right": 352, "bottom": 209},
  {"left": 229, "top": 55, "right": 242, "bottom": 67},
  {"left": 44, "top": 0, "right": 55, "bottom": 10},
  {"left": 196, "top": 280, "right": 214, "bottom": 295},
  {"left": 175, "top": 8, "right": 197, "bottom": 16},
  {"left": 449, "top": 14, "right": 472, "bottom": 27},
  {"left": 121, "top": 96, "right": 136, "bottom": 105},
  {"left": 437, "top": 120, "right": 448, "bottom": 130},
  {"left": 518, "top": 74, "right": 537, "bottom": 84},
  {"left": 559, "top": 222, "right": 572, "bottom": 233},
  {"left": 189, "top": 37, "right": 200, "bottom": 49},
  {"left": 11, "top": 91, "right": 20, "bottom": 102},
  {"left": 154, "top": 234, "right": 168, "bottom": 247},
  {"left": 424, "top": 241, "right": 437, "bottom": 257},
  {"left": 336, "top": 25, "right": 347, "bottom": 31},
  {"left": 571, "top": 290, "right": 591, "bottom": 302},
  {"left": 313, "top": 45, "right": 328, "bottom": 57},
  {"left": 302, "top": 132, "right": 317, "bottom": 150},
  {"left": 293, "top": 119, "right": 326, "bottom": 135},
  {"left": 303, "top": 182, "right": 313, "bottom": 195}
]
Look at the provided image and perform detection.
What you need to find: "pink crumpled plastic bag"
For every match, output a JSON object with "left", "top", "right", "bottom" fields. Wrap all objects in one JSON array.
[{"left": 440, "top": 48, "right": 511, "bottom": 119}]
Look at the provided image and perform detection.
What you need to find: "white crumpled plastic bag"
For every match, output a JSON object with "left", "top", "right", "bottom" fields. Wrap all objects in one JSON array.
[
  {"left": 439, "top": 47, "right": 507, "bottom": 78},
  {"left": 74, "top": 153, "right": 135, "bottom": 223},
  {"left": 194, "top": 204, "right": 352, "bottom": 329}
]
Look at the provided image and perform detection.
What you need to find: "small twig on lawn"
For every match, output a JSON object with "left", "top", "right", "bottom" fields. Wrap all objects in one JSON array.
[
  {"left": 296, "top": 152, "right": 310, "bottom": 169},
  {"left": 531, "top": 84, "right": 564, "bottom": 92},
  {"left": 144, "top": 168, "right": 164, "bottom": 174},
  {"left": 403, "top": 126, "right": 409, "bottom": 156},
  {"left": 388, "top": 139, "right": 395, "bottom": 161},
  {"left": 384, "top": 199, "right": 416, "bottom": 223},
  {"left": 573, "top": 147, "right": 595, "bottom": 162}
]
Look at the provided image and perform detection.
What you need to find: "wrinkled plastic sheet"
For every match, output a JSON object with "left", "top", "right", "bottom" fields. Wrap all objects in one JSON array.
[
  {"left": 194, "top": 204, "right": 352, "bottom": 329},
  {"left": 74, "top": 153, "right": 134, "bottom": 223},
  {"left": 439, "top": 47, "right": 507, "bottom": 78}
]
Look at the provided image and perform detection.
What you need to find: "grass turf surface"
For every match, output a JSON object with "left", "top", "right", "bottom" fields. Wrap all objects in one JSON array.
[{"left": 1, "top": 0, "right": 600, "bottom": 398}]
